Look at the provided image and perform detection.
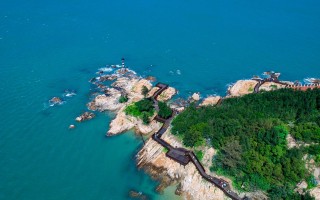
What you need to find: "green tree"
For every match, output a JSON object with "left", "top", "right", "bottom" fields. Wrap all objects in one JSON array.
[
  {"left": 158, "top": 101, "right": 172, "bottom": 119},
  {"left": 142, "top": 113, "right": 149, "bottom": 124},
  {"left": 135, "top": 98, "right": 154, "bottom": 112}
]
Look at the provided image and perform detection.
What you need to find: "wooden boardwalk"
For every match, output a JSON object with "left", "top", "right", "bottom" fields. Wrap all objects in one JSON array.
[{"left": 150, "top": 83, "right": 246, "bottom": 200}]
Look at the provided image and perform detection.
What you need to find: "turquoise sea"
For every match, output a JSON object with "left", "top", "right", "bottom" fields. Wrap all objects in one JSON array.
[{"left": 1, "top": 0, "right": 319, "bottom": 199}]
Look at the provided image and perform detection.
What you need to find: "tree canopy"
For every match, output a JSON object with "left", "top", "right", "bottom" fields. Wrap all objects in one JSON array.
[{"left": 172, "top": 88, "right": 320, "bottom": 198}]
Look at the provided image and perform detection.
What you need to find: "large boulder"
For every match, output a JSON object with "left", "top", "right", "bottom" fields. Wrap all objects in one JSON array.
[{"left": 228, "top": 80, "right": 258, "bottom": 97}]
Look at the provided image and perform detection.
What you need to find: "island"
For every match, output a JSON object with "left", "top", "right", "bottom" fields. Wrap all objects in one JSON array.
[{"left": 85, "top": 65, "right": 320, "bottom": 200}]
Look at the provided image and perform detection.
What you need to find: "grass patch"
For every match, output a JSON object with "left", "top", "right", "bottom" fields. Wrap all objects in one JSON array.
[
  {"left": 270, "top": 84, "right": 278, "bottom": 90},
  {"left": 162, "top": 148, "right": 169, "bottom": 153},
  {"left": 248, "top": 87, "right": 253, "bottom": 92}
]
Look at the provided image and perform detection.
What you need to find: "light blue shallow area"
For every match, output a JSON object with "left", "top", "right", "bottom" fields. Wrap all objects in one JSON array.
[{"left": 0, "top": 0, "right": 319, "bottom": 199}]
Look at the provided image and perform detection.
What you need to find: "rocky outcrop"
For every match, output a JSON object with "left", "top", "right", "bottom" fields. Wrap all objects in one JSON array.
[
  {"left": 310, "top": 186, "right": 320, "bottom": 200},
  {"left": 200, "top": 96, "right": 221, "bottom": 107},
  {"left": 191, "top": 93, "right": 200, "bottom": 101},
  {"left": 286, "top": 134, "right": 298, "bottom": 149},
  {"left": 157, "top": 87, "right": 176, "bottom": 101},
  {"left": 69, "top": 124, "right": 75, "bottom": 129},
  {"left": 87, "top": 90, "right": 122, "bottom": 111},
  {"left": 228, "top": 80, "right": 258, "bottom": 97},
  {"left": 107, "top": 107, "right": 136, "bottom": 135},
  {"left": 107, "top": 107, "right": 162, "bottom": 136},
  {"left": 75, "top": 112, "right": 95, "bottom": 122},
  {"left": 49, "top": 97, "right": 62, "bottom": 105},
  {"left": 137, "top": 134, "right": 226, "bottom": 200}
]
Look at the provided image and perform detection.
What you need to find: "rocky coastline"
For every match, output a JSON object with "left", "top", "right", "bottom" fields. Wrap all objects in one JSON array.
[{"left": 85, "top": 67, "right": 320, "bottom": 200}]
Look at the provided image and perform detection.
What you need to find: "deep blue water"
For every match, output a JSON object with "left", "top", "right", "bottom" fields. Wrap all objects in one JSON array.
[{"left": 0, "top": 0, "right": 319, "bottom": 199}]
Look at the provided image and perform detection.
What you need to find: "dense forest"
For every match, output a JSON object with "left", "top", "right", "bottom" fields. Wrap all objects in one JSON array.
[{"left": 172, "top": 88, "right": 320, "bottom": 199}]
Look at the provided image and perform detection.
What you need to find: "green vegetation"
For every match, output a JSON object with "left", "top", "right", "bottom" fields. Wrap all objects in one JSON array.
[
  {"left": 125, "top": 98, "right": 154, "bottom": 124},
  {"left": 195, "top": 150, "right": 204, "bottom": 161},
  {"left": 306, "top": 175, "right": 317, "bottom": 189},
  {"left": 141, "top": 86, "right": 149, "bottom": 97},
  {"left": 119, "top": 95, "right": 128, "bottom": 103},
  {"left": 248, "top": 87, "right": 253, "bottom": 92},
  {"left": 163, "top": 148, "right": 169, "bottom": 153},
  {"left": 158, "top": 101, "right": 173, "bottom": 119},
  {"left": 270, "top": 84, "right": 278, "bottom": 90},
  {"left": 172, "top": 88, "right": 320, "bottom": 198}
]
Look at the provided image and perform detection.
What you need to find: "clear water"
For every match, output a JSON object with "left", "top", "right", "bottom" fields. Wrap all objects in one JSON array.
[{"left": 0, "top": 0, "right": 319, "bottom": 199}]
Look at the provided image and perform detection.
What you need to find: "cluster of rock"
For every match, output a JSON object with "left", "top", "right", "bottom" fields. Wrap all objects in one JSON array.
[
  {"left": 75, "top": 112, "right": 95, "bottom": 122},
  {"left": 87, "top": 68, "right": 176, "bottom": 136}
]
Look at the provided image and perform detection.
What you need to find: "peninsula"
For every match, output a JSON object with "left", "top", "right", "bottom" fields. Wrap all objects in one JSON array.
[{"left": 85, "top": 65, "right": 320, "bottom": 200}]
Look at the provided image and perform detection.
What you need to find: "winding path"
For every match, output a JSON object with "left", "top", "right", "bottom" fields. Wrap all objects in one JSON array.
[{"left": 150, "top": 83, "right": 246, "bottom": 200}]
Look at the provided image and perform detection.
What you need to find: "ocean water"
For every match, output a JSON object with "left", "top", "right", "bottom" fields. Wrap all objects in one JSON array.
[{"left": 0, "top": 0, "right": 319, "bottom": 199}]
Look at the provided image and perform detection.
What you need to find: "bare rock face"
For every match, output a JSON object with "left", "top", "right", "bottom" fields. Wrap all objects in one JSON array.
[
  {"left": 228, "top": 80, "right": 258, "bottom": 97},
  {"left": 135, "top": 120, "right": 162, "bottom": 135},
  {"left": 107, "top": 107, "right": 136, "bottom": 136},
  {"left": 147, "top": 87, "right": 160, "bottom": 98},
  {"left": 310, "top": 186, "right": 320, "bottom": 200},
  {"left": 131, "top": 79, "right": 152, "bottom": 96},
  {"left": 137, "top": 134, "right": 226, "bottom": 200},
  {"left": 75, "top": 112, "right": 95, "bottom": 122},
  {"left": 112, "top": 77, "right": 139, "bottom": 94},
  {"left": 157, "top": 87, "right": 176, "bottom": 101},
  {"left": 259, "top": 82, "right": 286, "bottom": 91},
  {"left": 107, "top": 106, "right": 161, "bottom": 136},
  {"left": 87, "top": 87, "right": 124, "bottom": 112},
  {"left": 200, "top": 96, "right": 221, "bottom": 106},
  {"left": 295, "top": 181, "right": 308, "bottom": 194},
  {"left": 287, "top": 134, "right": 298, "bottom": 149}
]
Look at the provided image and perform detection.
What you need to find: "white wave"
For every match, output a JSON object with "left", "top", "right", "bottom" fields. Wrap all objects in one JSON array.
[
  {"left": 176, "top": 70, "right": 181, "bottom": 75},
  {"left": 304, "top": 78, "right": 320, "bottom": 83},
  {"left": 98, "top": 67, "right": 113, "bottom": 72}
]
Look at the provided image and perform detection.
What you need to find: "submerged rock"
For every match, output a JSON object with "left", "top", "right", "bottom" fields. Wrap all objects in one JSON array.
[
  {"left": 128, "top": 190, "right": 148, "bottom": 200},
  {"left": 49, "top": 97, "right": 62, "bottom": 105},
  {"left": 69, "top": 124, "right": 75, "bottom": 129}
]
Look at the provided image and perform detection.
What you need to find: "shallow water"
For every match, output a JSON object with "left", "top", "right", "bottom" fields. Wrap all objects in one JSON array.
[{"left": 0, "top": 0, "right": 319, "bottom": 199}]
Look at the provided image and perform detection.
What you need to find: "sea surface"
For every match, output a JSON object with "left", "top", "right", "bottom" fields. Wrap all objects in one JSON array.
[{"left": 0, "top": 0, "right": 319, "bottom": 199}]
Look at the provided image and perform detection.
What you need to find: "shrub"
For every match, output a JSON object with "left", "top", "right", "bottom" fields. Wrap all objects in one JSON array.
[
  {"left": 119, "top": 95, "right": 128, "bottom": 103},
  {"left": 141, "top": 86, "right": 149, "bottom": 96},
  {"left": 125, "top": 98, "right": 154, "bottom": 123}
]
